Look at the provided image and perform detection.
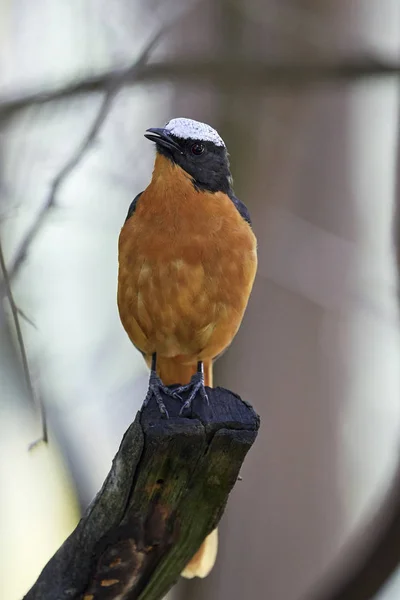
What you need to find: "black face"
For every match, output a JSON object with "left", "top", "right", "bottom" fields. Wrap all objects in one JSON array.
[{"left": 144, "top": 127, "right": 233, "bottom": 194}]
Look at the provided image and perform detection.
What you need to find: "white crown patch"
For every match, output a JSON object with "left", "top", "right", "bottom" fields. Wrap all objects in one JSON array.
[{"left": 164, "top": 118, "right": 225, "bottom": 147}]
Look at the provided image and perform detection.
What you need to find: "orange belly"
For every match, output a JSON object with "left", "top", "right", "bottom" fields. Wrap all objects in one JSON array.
[{"left": 117, "top": 159, "right": 257, "bottom": 364}]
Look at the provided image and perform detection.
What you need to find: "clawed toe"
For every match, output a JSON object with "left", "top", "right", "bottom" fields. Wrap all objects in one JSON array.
[
  {"left": 143, "top": 356, "right": 209, "bottom": 418},
  {"left": 143, "top": 372, "right": 175, "bottom": 417},
  {"left": 176, "top": 369, "right": 209, "bottom": 415}
]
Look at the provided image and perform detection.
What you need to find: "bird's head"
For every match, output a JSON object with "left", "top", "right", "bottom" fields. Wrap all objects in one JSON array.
[{"left": 144, "top": 118, "right": 233, "bottom": 194}]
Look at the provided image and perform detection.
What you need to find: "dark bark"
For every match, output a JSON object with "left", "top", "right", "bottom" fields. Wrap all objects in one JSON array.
[{"left": 24, "top": 387, "right": 259, "bottom": 600}]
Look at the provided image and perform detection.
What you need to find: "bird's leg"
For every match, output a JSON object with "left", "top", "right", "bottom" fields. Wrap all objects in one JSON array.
[
  {"left": 143, "top": 353, "right": 180, "bottom": 418},
  {"left": 174, "top": 361, "right": 209, "bottom": 415}
]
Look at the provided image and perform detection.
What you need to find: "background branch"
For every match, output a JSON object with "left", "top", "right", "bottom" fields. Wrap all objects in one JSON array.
[
  {"left": 2, "top": 28, "right": 165, "bottom": 288},
  {"left": 0, "top": 235, "right": 43, "bottom": 431},
  {"left": 7, "top": 90, "right": 115, "bottom": 282},
  {"left": 302, "top": 76, "right": 400, "bottom": 600},
  {"left": 0, "top": 55, "right": 397, "bottom": 119}
]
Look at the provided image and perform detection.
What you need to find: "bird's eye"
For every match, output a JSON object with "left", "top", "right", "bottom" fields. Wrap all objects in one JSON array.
[{"left": 191, "top": 143, "right": 205, "bottom": 156}]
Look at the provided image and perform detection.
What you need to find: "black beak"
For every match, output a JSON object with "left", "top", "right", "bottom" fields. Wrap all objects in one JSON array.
[{"left": 144, "top": 128, "right": 182, "bottom": 153}]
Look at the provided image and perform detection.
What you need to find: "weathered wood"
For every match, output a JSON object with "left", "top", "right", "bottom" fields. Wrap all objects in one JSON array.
[{"left": 24, "top": 386, "right": 259, "bottom": 600}]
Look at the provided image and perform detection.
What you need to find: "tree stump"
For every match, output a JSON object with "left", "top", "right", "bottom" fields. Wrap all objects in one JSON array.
[{"left": 24, "top": 386, "right": 260, "bottom": 600}]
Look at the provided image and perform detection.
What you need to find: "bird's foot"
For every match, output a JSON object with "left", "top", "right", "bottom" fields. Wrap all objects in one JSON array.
[
  {"left": 174, "top": 371, "right": 209, "bottom": 415},
  {"left": 143, "top": 371, "right": 180, "bottom": 418}
]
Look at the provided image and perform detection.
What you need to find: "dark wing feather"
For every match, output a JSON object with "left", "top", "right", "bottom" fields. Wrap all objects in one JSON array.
[
  {"left": 124, "top": 192, "right": 143, "bottom": 223},
  {"left": 228, "top": 193, "right": 252, "bottom": 226}
]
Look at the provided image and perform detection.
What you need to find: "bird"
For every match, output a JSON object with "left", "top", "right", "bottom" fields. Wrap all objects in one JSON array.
[{"left": 117, "top": 117, "right": 257, "bottom": 578}]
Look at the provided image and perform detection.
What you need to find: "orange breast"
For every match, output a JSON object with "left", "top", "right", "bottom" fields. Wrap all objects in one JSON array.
[{"left": 117, "top": 155, "right": 257, "bottom": 360}]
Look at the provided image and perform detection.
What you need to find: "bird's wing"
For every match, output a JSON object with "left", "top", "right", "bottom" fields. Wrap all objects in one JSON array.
[
  {"left": 229, "top": 193, "right": 252, "bottom": 226},
  {"left": 124, "top": 191, "right": 143, "bottom": 222}
]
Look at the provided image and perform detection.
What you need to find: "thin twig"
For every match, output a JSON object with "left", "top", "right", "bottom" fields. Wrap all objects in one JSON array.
[
  {"left": 16, "top": 306, "right": 37, "bottom": 329},
  {"left": 0, "top": 55, "right": 398, "bottom": 119},
  {"left": 7, "top": 90, "right": 115, "bottom": 280},
  {"left": 0, "top": 235, "right": 47, "bottom": 442},
  {"left": 6, "top": 28, "right": 163, "bottom": 282}
]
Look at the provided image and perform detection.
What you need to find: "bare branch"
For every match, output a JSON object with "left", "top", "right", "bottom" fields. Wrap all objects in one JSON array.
[
  {"left": 7, "top": 91, "right": 115, "bottom": 281},
  {"left": 0, "top": 55, "right": 398, "bottom": 119},
  {"left": 0, "top": 236, "right": 34, "bottom": 399},
  {"left": 0, "top": 235, "right": 46, "bottom": 440},
  {"left": 16, "top": 306, "right": 37, "bottom": 329},
  {"left": 4, "top": 27, "right": 165, "bottom": 284},
  {"left": 133, "top": 56, "right": 400, "bottom": 87}
]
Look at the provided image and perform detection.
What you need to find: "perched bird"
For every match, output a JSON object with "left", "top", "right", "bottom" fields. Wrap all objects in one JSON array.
[{"left": 117, "top": 117, "right": 257, "bottom": 578}]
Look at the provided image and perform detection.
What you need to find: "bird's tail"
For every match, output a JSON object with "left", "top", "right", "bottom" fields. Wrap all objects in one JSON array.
[
  {"left": 181, "top": 527, "right": 218, "bottom": 579},
  {"left": 150, "top": 355, "right": 218, "bottom": 579}
]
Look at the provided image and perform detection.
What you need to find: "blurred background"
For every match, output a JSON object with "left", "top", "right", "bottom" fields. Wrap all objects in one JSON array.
[{"left": 1, "top": 1, "right": 400, "bottom": 599}]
